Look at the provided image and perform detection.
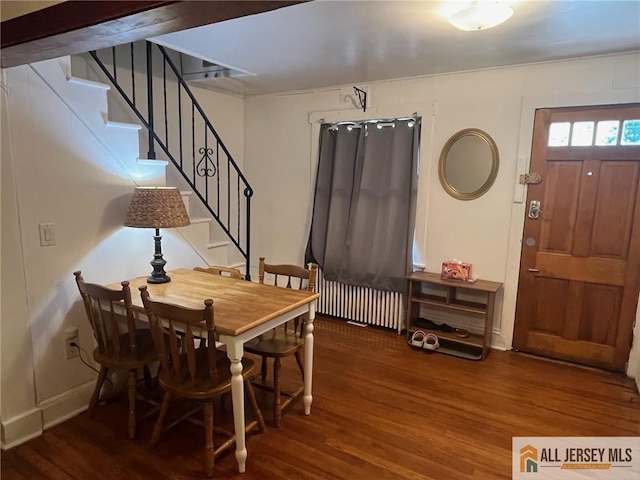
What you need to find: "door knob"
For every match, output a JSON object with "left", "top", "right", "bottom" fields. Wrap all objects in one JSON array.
[{"left": 528, "top": 200, "right": 541, "bottom": 219}]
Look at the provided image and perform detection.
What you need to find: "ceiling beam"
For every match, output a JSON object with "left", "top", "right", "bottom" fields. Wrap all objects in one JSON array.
[{"left": 1, "top": 0, "right": 306, "bottom": 68}]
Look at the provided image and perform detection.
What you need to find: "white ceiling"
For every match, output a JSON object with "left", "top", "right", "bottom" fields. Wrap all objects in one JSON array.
[{"left": 151, "top": 0, "right": 640, "bottom": 97}]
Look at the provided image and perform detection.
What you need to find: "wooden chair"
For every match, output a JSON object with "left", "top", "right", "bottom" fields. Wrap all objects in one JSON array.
[
  {"left": 193, "top": 265, "right": 244, "bottom": 279},
  {"left": 73, "top": 271, "right": 158, "bottom": 439},
  {"left": 139, "top": 285, "right": 265, "bottom": 477},
  {"left": 244, "top": 257, "right": 318, "bottom": 427}
]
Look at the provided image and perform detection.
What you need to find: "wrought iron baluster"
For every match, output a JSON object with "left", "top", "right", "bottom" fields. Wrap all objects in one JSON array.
[
  {"left": 192, "top": 104, "right": 195, "bottom": 185},
  {"left": 227, "top": 154, "right": 231, "bottom": 227},
  {"left": 178, "top": 83, "right": 183, "bottom": 170},
  {"left": 146, "top": 41, "right": 155, "bottom": 159},
  {"left": 163, "top": 58, "right": 168, "bottom": 148},
  {"left": 130, "top": 43, "right": 135, "bottom": 107},
  {"left": 112, "top": 47, "right": 117, "bottom": 83},
  {"left": 216, "top": 143, "right": 220, "bottom": 212},
  {"left": 245, "top": 187, "right": 253, "bottom": 280}
]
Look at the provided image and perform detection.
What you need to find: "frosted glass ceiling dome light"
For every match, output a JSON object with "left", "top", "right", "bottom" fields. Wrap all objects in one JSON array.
[{"left": 448, "top": 2, "right": 514, "bottom": 31}]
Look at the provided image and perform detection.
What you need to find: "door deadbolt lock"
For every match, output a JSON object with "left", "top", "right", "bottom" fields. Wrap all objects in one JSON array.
[
  {"left": 528, "top": 200, "right": 541, "bottom": 219},
  {"left": 519, "top": 172, "right": 542, "bottom": 185}
]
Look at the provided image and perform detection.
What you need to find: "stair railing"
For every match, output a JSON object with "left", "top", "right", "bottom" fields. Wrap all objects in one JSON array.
[{"left": 89, "top": 41, "right": 252, "bottom": 280}]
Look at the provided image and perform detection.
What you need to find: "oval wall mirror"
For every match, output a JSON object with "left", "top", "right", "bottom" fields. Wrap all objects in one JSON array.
[{"left": 438, "top": 128, "right": 499, "bottom": 200}]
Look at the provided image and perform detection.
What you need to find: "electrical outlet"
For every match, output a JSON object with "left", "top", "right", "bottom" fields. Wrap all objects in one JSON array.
[{"left": 65, "top": 328, "right": 79, "bottom": 359}]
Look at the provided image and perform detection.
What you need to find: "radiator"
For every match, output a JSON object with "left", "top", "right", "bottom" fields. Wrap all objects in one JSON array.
[{"left": 316, "top": 269, "right": 405, "bottom": 334}]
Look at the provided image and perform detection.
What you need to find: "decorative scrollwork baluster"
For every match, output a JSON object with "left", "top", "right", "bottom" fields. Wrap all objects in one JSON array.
[{"left": 196, "top": 147, "right": 217, "bottom": 177}]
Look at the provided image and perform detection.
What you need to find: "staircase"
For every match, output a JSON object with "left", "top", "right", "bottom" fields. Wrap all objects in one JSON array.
[
  {"left": 177, "top": 191, "right": 234, "bottom": 267},
  {"left": 30, "top": 49, "right": 250, "bottom": 276}
]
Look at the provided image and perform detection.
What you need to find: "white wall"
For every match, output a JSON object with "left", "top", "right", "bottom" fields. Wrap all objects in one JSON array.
[
  {"left": 1, "top": 68, "right": 40, "bottom": 445},
  {"left": 0, "top": 61, "right": 233, "bottom": 447},
  {"left": 244, "top": 53, "right": 640, "bottom": 372}
]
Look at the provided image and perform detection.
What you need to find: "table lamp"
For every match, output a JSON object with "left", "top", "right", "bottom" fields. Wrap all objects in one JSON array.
[{"left": 124, "top": 187, "right": 190, "bottom": 283}]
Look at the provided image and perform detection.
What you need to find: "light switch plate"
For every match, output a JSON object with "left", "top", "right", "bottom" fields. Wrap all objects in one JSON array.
[{"left": 39, "top": 223, "right": 56, "bottom": 246}]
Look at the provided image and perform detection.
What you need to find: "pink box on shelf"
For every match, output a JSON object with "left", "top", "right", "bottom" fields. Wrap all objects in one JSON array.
[{"left": 441, "top": 261, "right": 474, "bottom": 282}]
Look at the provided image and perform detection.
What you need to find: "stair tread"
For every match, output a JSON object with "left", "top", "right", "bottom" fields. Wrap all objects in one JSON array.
[
  {"left": 67, "top": 76, "right": 111, "bottom": 90},
  {"left": 207, "top": 241, "right": 230, "bottom": 249},
  {"left": 105, "top": 120, "right": 142, "bottom": 130},
  {"left": 137, "top": 158, "right": 169, "bottom": 166},
  {"left": 188, "top": 217, "right": 212, "bottom": 225}
]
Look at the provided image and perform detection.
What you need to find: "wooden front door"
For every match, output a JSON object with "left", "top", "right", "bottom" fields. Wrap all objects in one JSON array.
[{"left": 513, "top": 104, "right": 640, "bottom": 371}]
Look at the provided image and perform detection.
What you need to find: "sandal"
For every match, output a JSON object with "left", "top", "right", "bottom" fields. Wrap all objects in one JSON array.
[
  {"left": 409, "top": 330, "right": 428, "bottom": 348},
  {"left": 423, "top": 333, "right": 440, "bottom": 351}
]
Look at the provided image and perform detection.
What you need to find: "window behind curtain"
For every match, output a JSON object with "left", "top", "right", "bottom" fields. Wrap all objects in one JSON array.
[{"left": 305, "top": 117, "right": 421, "bottom": 293}]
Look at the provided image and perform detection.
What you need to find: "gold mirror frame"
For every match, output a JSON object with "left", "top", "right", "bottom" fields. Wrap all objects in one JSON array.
[{"left": 438, "top": 128, "right": 499, "bottom": 201}]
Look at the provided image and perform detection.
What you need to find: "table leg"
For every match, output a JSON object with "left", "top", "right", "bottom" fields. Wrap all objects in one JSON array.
[
  {"left": 224, "top": 339, "right": 246, "bottom": 473},
  {"left": 303, "top": 306, "right": 315, "bottom": 415}
]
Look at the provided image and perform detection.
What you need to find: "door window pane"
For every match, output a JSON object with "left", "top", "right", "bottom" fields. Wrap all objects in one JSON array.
[
  {"left": 595, "top": 121, "right": 619, "bottom": 145},
  {"left": 548, "top": 122, "right": 570, "bottom": 146},
  {"left": 571, "top": 121, "right": 594, "bottom": 146},
  {"left": 621, "top": 119, "right": 640, "bottom": 145}
]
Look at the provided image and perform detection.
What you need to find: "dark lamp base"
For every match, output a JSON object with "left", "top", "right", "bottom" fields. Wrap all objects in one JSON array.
[
  {"left": 147, "top": 274, "right": 171, "bottom": 284},
  {"left": 147, "top": 230, "right": 171, "bottom": 284}
]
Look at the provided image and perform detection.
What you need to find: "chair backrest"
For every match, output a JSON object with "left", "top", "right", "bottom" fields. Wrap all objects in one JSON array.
[
  {"left": 73, "top": 270, "right": 138, "bottom": 361},
  {"left": 258, "top": 257, "right": 317, "bottom": 335},
  {"left": 193, "top": 265, "right": 244, "bottom": 280},
  {"left": 258, "top": 257, "right": 317, "bottom": 292},
  {"left": 139, "top": 285, "right": 220, "bottom": 387}
]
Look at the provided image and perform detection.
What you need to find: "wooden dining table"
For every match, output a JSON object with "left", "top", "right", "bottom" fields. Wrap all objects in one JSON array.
[{"left": 110, "top": 267, "right": 320, "bottom": 473}]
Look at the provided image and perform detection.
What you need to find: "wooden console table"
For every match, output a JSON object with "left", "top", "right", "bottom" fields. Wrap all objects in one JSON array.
[{"left": 406, "top": 272, "right": 503, "bottom": 360}]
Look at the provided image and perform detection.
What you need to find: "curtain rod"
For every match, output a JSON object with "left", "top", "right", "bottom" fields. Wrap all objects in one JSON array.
[
  {"left": 325, "top": 116, "right": 420, "bottom": 131},
  {"left": 323, "top": 115, "right": 419, "bottom": 127}
]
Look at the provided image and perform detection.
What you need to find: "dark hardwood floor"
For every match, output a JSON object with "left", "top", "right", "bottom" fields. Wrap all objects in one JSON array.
[{"left": 2, "top": 315, "right": 639, "bottom": 479}]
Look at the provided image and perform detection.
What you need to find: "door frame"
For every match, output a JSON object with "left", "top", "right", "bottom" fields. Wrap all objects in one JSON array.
[{"left": 502, "top": 89, "right": 640, "bottom": 377}]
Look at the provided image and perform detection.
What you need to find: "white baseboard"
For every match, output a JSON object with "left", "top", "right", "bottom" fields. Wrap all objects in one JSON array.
[
  {"left": 1, "top": 382, "right": 93, "bottom": 450},
  {"left": 40, "top": 381, "right": 94, "bottom": 430},
  {"left": 1, "top": 408, "right": 42, "bottom": 450}
]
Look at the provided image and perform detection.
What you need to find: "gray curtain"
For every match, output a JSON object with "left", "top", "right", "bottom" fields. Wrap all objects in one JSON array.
[{"left": 306, "top": 117, "right": 420, "bottom": 293}]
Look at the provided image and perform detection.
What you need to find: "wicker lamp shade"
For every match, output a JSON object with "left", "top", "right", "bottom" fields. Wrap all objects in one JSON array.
[{"left": 124, "top": 187, "right": 190, "bottom": 229}]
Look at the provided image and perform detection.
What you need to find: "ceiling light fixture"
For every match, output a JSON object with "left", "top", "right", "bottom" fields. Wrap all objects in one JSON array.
[{"left": 446, "top": 1, "right": 514, "bottom": 31}]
